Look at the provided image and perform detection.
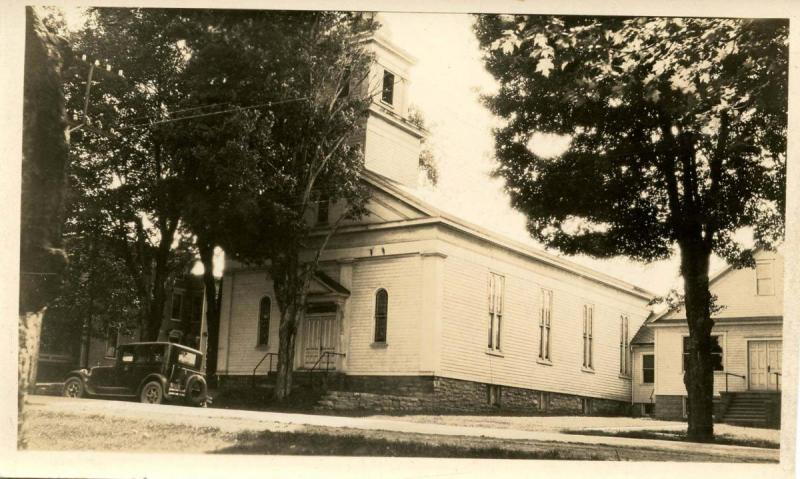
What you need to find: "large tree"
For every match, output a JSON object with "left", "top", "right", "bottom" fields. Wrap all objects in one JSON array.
[
  {"left": 179, "top": 11, "right": 378, "bottom": 400},
  {"left": 65, "top": 8, "right": 198, "bottom": 341},
  {"left": 20, "top": 6, "right": 70, "bottom": 447},
  {"left": 475, "top": 16, "right": 786, "bottom": 441}
]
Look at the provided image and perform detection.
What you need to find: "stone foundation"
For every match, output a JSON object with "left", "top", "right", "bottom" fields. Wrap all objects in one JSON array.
[
  {"left": 313, "top": 375, "right": 630, "bottom": 415},
  {"left": 654, "top": 394, "right": 723, "bottom": 420}
]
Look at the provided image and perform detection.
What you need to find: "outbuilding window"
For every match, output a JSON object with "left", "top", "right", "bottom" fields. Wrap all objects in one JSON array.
[
  {"left": 682, "top": 335, "right": 723, "bottom": 371},
  {"left": 642, "top": 353, "right": 655, "bottom": 384},
  {"left": 374, "top": 288, "right": 388, "bottom": 343},
  {"left": 756, "top": 260, "right": 774, "bottom": 295}
]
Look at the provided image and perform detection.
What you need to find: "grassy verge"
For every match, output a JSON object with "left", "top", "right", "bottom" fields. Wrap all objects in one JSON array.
[
  {"left": 217, "top": 429, "right": 602, "bottom": 459},
  {"left": 561, "top": 429, "right": 779, "bottom": 449}
]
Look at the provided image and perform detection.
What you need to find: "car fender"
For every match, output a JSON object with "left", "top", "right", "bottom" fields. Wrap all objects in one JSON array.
[
  {"left": 64, "top": 369, "right": 94, "bottom": 395},
  {"left": 137, "top": 373, "right": 169, "bottom": 399}
]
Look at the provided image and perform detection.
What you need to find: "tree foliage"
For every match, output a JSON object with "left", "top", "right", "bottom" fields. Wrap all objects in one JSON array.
[
  {"left": 64, "top": 8, "right": 199, "bottom": 341},
  {"left": 475, "top": 15, "right": 787, "bottom": 441},
  {"left": 171, "top": 11, "right": 378, "bottom": 399}
]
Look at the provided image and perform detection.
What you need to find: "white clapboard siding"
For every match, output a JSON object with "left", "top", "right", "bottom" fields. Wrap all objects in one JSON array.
[
  {"left": 662, "top": 249, "right": 784, "bottom": 321},
  {"left": 217, "top": 270, "right": 278, "bottom": 375},
  {"left": 632, "top": 346, "right": 655, "bottom": 403},
  {"left": 363, "top": 114, "right": 421, "bottom": 188},
  {"left": 653, "top": 322, "right": 783, "bottom": 396},
  {"left": 436, "top": 232, "right": 651, "bottom": 403},
  {"left": 345, "top": 255, "right": 425, "bottom": 374}
]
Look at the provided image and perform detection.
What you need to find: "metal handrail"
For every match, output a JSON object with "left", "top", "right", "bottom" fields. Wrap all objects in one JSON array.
[
  {"left": 251, "top": 352, "right": 278, "bottom": 388},
  {"left": 772, "top": 371, "right": 782, "bottom": 390},
  {"left": 723, "top": 371, "right": 746, "bottom": 393},
  {"left": 306, "top": 351, "right": 345, "bottom": 388}
]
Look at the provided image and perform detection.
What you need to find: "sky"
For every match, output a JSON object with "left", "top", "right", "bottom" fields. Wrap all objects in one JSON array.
[
  {"left": 59, "top": 7, "right": 735, "bottom": 296},
  {"left": 379, "top": 12, "right": 710, "bottom": 297}
]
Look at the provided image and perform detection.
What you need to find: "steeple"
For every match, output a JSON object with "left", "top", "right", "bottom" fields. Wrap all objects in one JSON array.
[{"left": 360, "top": 28, "right": 425, "bottom": 187}]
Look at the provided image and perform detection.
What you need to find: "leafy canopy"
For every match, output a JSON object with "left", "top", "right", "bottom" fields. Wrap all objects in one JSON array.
[{"left": 475, "top": 16, "right": 787, "bottom": 264}]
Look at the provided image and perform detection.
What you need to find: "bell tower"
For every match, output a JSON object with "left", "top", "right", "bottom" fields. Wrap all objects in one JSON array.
[{"left": 361, "top": 30, "right": 425, "bottom": 187}]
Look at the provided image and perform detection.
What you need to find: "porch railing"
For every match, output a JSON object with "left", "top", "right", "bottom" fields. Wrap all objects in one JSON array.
[
  {"left": 723, "top": 371, "right": 746, "bottom": 393},
  {"left": 251, "top": 352, "right": 278, "bottom": 388}
]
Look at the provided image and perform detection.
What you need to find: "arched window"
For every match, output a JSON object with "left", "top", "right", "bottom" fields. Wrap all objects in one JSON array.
[
  {"left": 374, "top": 289, "right": 388, "bottom": 343},
  {"left": 258, "top": 296, "right": 271, "bottom": 347}
]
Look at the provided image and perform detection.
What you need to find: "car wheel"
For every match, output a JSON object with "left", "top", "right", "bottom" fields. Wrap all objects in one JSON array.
[
  {"left": 139, "top": 380, "right": 164, "bottom": 404},
  {"left": 63, "top": 377, "right": 84, "bottom": 398},
  {"left": 184, "top": 375, "right": 208, "bottom": 407}
]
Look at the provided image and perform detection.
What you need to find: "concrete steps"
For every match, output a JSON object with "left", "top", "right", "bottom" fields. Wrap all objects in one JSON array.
[{"left": 721, "top": 391, "right": 780, "bottom": 428}]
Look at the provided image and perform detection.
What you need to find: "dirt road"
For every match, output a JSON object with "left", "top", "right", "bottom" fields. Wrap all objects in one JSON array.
[{"left": 21, "top": 395, "right": 779, "bottom": 463}]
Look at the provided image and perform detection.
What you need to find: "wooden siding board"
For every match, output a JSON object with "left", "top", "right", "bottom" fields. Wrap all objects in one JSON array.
[{"left": 437, "top": 234, "right": 650, "bottom": 402}]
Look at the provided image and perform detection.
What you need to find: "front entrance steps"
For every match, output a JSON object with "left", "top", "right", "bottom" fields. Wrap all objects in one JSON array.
[{"left": 719, "top": 391, "right": 781, "bottom": 428}]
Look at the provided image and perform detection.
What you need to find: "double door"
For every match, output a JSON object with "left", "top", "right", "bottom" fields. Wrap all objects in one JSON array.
[
  {"left": 748, "top": 340, "right": 782, "bottom": 390},
  {"left": 302, "top": 314, "right": 339, "bottom": 369}
]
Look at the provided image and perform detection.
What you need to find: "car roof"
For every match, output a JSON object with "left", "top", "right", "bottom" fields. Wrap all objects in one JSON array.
[{"left": 120, "top": 342, "right": 203, "bottom": 355}]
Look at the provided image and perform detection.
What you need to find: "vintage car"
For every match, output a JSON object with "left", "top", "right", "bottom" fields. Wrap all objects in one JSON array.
[{"left": 63, "top": 342, "right": 208, "bottom": 406}]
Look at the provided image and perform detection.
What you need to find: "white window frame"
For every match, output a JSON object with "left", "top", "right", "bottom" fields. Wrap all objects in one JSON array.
[
  {"left": 619, "top": 314, "right": 631, "bottom": 377},
  {"left": 257, "top": 296, "right": 271, "bottom": 348},
  {"left": 170, "top": 292, "right": 183, "bottom": 322},
  {"left": 582, "top": 304, "right": 594, "bottom": 370},
  {"left": 755, "top": 260, "right": 775, "bottom": 296},
  {"left": 380, "top": 68, "right": 396, "bottom": 108},
  {"left": 642, "top": 353, "right": 655, "bottom": 384},
  {"left": 681, "top": 332, "right": 725, "bottom": 372},
  {"left": 487, "top": 273, "right": 504, "bottom": 353},
  {"left": 538, "top": 288, "right": 553, "bottom": 363}
]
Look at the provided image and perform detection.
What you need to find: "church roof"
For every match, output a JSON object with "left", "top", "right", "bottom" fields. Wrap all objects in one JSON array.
[{"left": 359, "top": 169, "right": 656, "bottom": 302}]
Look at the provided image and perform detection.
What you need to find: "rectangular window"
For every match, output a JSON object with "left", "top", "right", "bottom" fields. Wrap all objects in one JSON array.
[
  {"left": 582, "top": 304, "right": 593, "bottom": 369},
  {"left": 538, "top": 391, "right": 549, "bottom": 411},
  {"left": 338, "top": 67, "right": 351, "bottom": 99},
  {"left": 316, "top": 192, "right": 329, "bottom": 225},
  {"left": 381, "top": 70, "right": 395, "bottom": 105},
  {"left": 104, "top": 328, "right": 118, "bottom": 358},
  {"left": 171, "top": 293, "right": 183, "bottom": 321},
  {"left": 642, "top": 354, "right": 655, "bottom": 384},
  {"left": 582, "top": 397, "right": 593, "bottom": 415},
  {"left": 756, "top": 260, "right": 774, "bottom": 295},
  {"left": 487, "top": 273, "right": 504, "bottom": 351},
  {"left": 619, "top": 315, "right": 630, "bottom": 375},
  {"left": 191, "top": 295, "right": 203, "bottom": 325},
  {"left": 539, "top": 289, "right": 553, "bottom": 361},
  {"left": 487, "top": 385, "right": 501, "bottom": 406},
  {"left": 682, "top": 335, "right": 723, "bottom": 371}
]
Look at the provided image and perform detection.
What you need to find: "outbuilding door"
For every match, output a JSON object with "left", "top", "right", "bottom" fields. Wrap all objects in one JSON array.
[
  {"left": 302, "top": 313, "right": 338, "bottom": 370},
  {"left": 748, "top": 340, "right": 782, "bottom": 390}
]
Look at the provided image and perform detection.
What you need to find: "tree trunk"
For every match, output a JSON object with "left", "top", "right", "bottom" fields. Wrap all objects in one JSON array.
[
  {"left": 199, "top": 241, "right": 220, "bottom": 381},
  {"left": 19, "top": 7, "right": 70, "bottom": 449},
  {"left": 274, "top": 304, "right": 299, "bottom": 400},
  {"left": 146, "top": 269, "right": 168, "bottom": 340},
  {"left": 680, "top": 240, "right": 715, "bottom": 442},
  {"left": 19, "top": 309, "right": 44, "bottom": 448}
]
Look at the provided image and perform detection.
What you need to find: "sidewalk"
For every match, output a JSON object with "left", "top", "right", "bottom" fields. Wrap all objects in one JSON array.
[{"left": 27, "top": 395, "right": 779, "bottom": 462}]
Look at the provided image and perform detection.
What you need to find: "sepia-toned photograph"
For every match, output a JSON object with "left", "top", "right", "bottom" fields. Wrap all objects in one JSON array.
[{"left": 6, "top": 0, "right": 798, "bottom": 477}]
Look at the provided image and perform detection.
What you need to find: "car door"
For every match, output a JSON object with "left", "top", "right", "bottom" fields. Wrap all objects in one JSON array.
[
  {"left": 90, "top": 347, "right": 134, "bottom": 395},
  {"left": 118, "top": 344, "right": 168, "bottom": 395}
]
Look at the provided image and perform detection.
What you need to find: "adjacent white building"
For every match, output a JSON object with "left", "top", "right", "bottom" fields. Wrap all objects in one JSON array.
[{"left": 632, "top": 248, "right": 783, "bottom": 425}]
